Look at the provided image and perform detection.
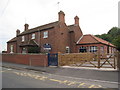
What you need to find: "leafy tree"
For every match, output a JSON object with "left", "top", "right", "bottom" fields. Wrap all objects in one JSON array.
[
  {"left": 112, "top": 35, "right": 120, "bottom": 51},
  {"left": 95, "top": 27, "right": 120, "bottom": 51}
]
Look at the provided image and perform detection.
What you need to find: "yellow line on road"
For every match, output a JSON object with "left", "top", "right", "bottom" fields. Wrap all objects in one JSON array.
[
  {"left": 78, "top": 83, "right": 85, "bottom": 87},
  {"left": 88, "top": 85, "right": 95, "bottom": 88},
  {"left": 13, "top": 72, "right": 20, "bottom": 75},
  {"left": 98, "top": 85, "right": 102, "bottom": 88},
  {"left": 49, "top": 79, "right": 61, "bottom": 83},
  {"left": 11, "top": 71, "right": 103, "bottom": 88},
  {"left": 67, "top": 82, "right": 76, "bottom": 85}
]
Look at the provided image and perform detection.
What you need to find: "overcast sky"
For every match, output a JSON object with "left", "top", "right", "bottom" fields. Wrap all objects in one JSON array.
[{"left": 0, "top": 0, "right": 119, "bottom": 52}]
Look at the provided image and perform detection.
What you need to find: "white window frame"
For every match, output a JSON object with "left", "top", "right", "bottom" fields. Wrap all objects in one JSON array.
[
  {"left": 90, "top": 46, "right": 97, "bottom": 52},
  {"left": 10, "top": 45, "right": 13, "bottom": 53},
  {"left": 43, "top": 31, "right": 48, "bottom": 38},
  {"left": 22, "top": 36, "right": 25, "bottom": 42},
  {"left": 32, "top": 33, "right": 35, "bottom": 39},
  {"left": 66, "top": 46, "right": 70, "bottom": 53}
]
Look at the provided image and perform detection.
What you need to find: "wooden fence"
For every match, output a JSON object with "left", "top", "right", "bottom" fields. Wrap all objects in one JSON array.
[
  {"left": 58, "top": 52, "right": 118, "bottom": 69},
  {"left": 58, "top": 53, "right": 96, "bottom": 66}
]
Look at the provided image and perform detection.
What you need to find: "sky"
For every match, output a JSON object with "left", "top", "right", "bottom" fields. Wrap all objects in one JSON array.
[{"left": 0, "top": 0, "right": 119, "bottom": 52}]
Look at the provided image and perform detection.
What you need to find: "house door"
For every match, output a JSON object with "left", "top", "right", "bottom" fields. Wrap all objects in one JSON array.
[{"left": 48, "top": 53, "right": 58, "bottom": 66}]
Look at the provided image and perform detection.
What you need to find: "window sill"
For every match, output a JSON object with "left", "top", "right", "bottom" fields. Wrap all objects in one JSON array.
[{"left": 43, "top": 37, "right": 48, "bottom": 39}]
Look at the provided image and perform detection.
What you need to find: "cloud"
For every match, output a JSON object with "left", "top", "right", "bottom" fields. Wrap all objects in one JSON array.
[{"left": 0, "top": 0, "right": 118, "bottom": 51}]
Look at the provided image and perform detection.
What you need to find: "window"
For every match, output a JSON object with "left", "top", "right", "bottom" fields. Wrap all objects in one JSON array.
[
  {"left": 66, "top": 46, "right": 70, "bottom": 53},
  {"left": 22, "top": 48, "right": 26, "bottom": 53},
  {"left": 22, "top": 36, "right": 25, "bottom": 42},
  {"left": 79, "top": 46, "right": 87, "bottom": 53},
  {"left": 32, "top": 33, "right": 35, "bottom": 39},
  {"left": 90, "top": 46, "right": 97, "bottom": 52},
  {"left": 10, "top": 45, "right": 13, "bottom": 53},
  {"left": 43, "top": 31, "right": 48, "bottom": 38}
]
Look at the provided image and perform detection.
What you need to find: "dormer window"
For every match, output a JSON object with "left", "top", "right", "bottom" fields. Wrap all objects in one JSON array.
[
  {"left": 22, "top": 36, "right": 25, "bottom": 42},
  {"left": 43, "top": 31, "right": 48, "bottom": 38},
  {"left": 32, "top": 33, "right": 35, "bottom": 39}
]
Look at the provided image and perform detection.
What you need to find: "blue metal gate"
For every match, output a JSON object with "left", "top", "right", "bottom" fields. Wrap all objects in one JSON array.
[{"left": 48, "top": 53, "right": 58, "bottom": 66}]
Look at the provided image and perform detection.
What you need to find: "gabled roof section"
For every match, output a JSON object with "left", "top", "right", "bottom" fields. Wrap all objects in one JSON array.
[
  {"left": 77, "top": 34, "right": 115, "bottom": 47},
  {"left": 91, "top": 35, "right": 115, "bottom": 47},
  {"left": 19, "top": 21, "right": 59, "bottom": 36},
  {"left": 28, "top": 40, "right": 39, "bottom": 46},
  {"left": 7, "top": 37, "right": 17, "bottom": 43},
  {"left": 19, "top": 40, "right": 39, "bottom": 47}
]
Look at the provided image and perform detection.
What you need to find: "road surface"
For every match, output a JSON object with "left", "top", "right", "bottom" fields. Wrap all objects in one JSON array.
[{"left": 1, "top": 67, "right": 118, "bottom": 88}]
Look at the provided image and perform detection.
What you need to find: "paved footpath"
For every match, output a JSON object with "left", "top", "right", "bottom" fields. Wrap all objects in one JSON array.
[{"left": 1, "top": 62, "right": 119, "bottom": 82}]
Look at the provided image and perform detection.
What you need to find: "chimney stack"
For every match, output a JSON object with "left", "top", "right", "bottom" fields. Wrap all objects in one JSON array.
[
  {"left": 58, "top": 11, "right": 65, "bottom": 23},
  {"left": 16, "top": 29, "right": 20, "bottom": 36},
  {"left": 74, "top": 16, "right": 79, "bottom": 25},
  {"left": 24, "top": 23, "right": 29, "bottom": 31}
]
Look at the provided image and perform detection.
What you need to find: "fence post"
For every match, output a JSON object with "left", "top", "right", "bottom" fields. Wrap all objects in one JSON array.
[
  {"left": 58, "top": 52, "right": 61, "bottom": 66},
  {"left": 117, "top": 52, "right": 120, "bottom": 71},
  {"left": 113, "top": 52, "right": 116, "bottom": 69},
  {"left": 97, "top": 47, "right": 100, "bottom": 68}
]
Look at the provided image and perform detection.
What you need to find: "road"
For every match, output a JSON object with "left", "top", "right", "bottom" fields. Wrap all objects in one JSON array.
[{"left": 1, "top": 67, "right": 119, "bottom": 88}]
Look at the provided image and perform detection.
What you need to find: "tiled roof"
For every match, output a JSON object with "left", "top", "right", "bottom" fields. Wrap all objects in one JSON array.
[
  {"left": 7, "top": 37, "right": 17, "bottom": 43},
  {"left": 91, "top": 35, "right": 115, "bottom": 47},
  {"left": 77, "top": 34, "right": 115, "bottom": 47},
  {"left": 19, "top": 21, "right": 59, "bottom": 36}
]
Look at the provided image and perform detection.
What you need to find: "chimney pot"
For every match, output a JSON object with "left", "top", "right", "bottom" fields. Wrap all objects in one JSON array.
[
  {"left": 16, "top": 29, "right": 20, "bottom": 36},
  {"left": 24, "top": 23, "right": 29, "bottom": 31},
  {"left": 74, "top": 16, "right": 79, "bottom": 25}
]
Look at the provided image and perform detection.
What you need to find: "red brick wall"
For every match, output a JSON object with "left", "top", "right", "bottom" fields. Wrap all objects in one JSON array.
[
  {"left": 54, "top": 23, "right": 71, "bottom": 53},
  {"left": 2, "top": 54, "right": 48, "bottom": 67},
  {"left": 76, "top": 43, "right": 115, "bottom": 54},
  {"left": 73, "top": 26, "right": 83, "bottom": 43},
  {"left": 7, "top": 42, "right": 17, "bottom": 53},
  {"left": 40, "top": 27, "right": 56, "bottom": 53}
]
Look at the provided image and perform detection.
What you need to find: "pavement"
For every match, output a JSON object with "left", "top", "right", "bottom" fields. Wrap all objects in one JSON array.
[
  {"left": 1, "top": 62, "right": 119, "bottom": 82},
  {"left": 1, "top": 62, "right": 118, "bottom": 72}
]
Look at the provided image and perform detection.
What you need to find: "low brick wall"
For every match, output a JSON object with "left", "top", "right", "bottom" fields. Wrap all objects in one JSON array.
[{"left": 2, "top": 53, "right": 48, "bottom": 67}]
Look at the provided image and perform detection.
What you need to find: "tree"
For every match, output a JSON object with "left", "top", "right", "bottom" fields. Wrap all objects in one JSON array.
[
  {"left": 112, "top": 35, "right": 120, "bottom": 51},
  {"left": 95, "top": 27, "right": 120, "bottom": 51}
]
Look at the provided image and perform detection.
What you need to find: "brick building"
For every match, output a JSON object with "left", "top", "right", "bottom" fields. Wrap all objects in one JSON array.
[
  {"left": 76, "top": 34, "right": 116, "bottom": 54},
  {"left": 7, "top": 11, "right": 116, "bottom": 54}
]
